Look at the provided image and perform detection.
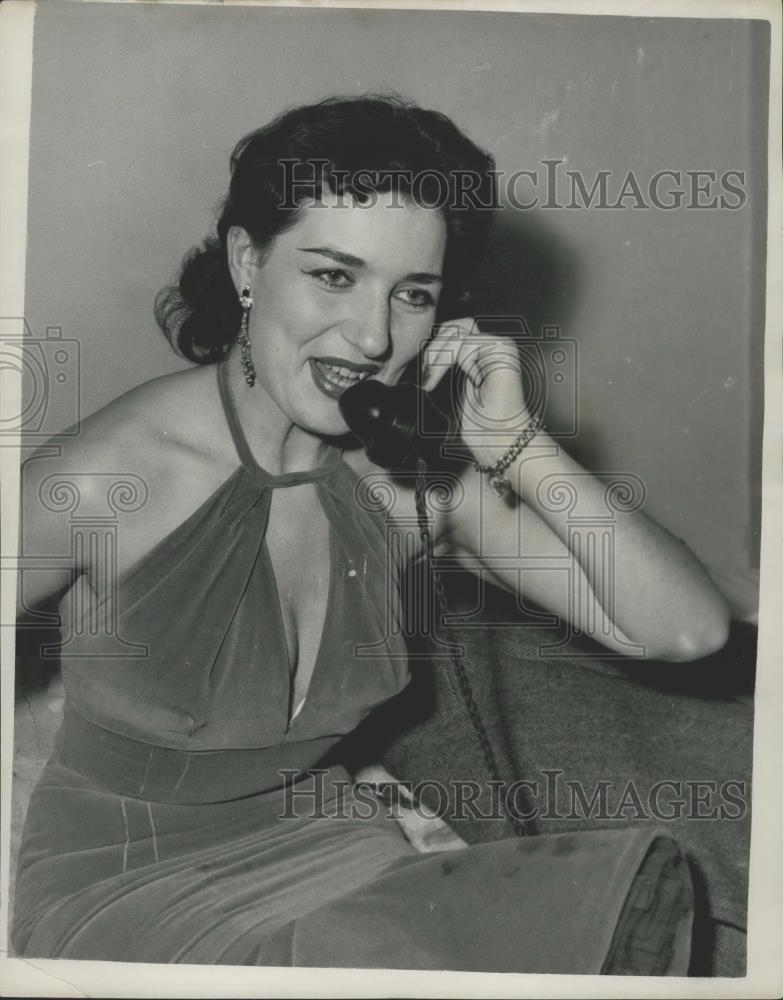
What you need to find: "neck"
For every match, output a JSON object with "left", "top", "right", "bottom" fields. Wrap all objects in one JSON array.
[{"left": 223, "top": 349, "right": 334, "bottom": 475}]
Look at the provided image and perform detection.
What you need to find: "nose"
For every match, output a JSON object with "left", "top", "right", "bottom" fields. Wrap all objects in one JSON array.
[{"left": 342, "top": 293, "right": 392, "bottom": 361}]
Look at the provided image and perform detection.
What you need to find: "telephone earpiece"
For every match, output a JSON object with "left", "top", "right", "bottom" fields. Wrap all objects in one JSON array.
[{"left": 338, "top": 379, "right": 450, "bottom": 471}]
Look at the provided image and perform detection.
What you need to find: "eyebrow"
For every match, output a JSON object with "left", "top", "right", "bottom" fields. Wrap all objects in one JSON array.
[{"left": 296, "top": 246, "right": 442, "bottom": 283}]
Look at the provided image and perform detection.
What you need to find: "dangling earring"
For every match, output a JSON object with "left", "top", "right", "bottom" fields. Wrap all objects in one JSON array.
[{"left": 237, "top": 285, "right": 256, "bottom": 387}]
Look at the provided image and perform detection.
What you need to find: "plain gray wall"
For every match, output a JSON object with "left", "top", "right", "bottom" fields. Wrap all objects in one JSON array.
[{"left": 23, "top": 3, "right": 768, "bottom": 618}]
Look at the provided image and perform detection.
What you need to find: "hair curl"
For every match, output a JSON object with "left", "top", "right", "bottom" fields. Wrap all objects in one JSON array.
[{"left": 155, "top": 94, "right": 497, "bottom": 364}]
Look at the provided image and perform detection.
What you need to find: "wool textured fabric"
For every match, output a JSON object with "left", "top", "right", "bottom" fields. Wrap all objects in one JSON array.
[
  {"left": 370, "top": 576, "right": 754, "bottom": 976},
  {"left": 13, "top": 359, "right": 695, "bottom": 972}
]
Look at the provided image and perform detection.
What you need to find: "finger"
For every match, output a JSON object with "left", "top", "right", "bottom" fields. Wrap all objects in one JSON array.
[
  {"left": 422, "top": 317, "right": 477, "bottom": 390},
  {"left": 428, "top": 334, "right": 514, "bottom": 393}
]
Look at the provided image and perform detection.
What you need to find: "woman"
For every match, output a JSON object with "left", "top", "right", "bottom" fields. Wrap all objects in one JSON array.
[{"left": 13, "top": 95, "right": 729, "bottom": 972}]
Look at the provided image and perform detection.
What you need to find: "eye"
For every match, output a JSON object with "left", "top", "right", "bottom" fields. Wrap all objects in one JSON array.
[
  {"left": 306, "top": 268, "right": 355, "bottom": 289},
  {"left": 395, "top": 287, "right": 436, "bottom": 311}
]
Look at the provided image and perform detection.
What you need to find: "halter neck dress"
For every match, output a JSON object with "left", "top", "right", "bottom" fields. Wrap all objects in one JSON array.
[{"left": 12, "top": 359, "right": 694, "bottom": 972}]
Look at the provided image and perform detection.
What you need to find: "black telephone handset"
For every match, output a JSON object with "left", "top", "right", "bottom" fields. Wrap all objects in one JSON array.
[
  {"left": 337, "top": 378, "right": 451, "bottom": 472},
  {"left": 338, "top": 373, "right": 529, "bottom": 838},
  {"left": 337, "top": 290, "right": 470, "bottom": 469}
]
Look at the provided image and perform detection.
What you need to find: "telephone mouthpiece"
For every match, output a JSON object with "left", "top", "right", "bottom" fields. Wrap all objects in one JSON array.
[{"left": 338, "top": 379, "right": 449, "bottom": 471}]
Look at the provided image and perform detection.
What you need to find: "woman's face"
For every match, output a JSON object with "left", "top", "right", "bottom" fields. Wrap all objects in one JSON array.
[{"left": 238, "top": 189, "right": 448, "bottom": 437}]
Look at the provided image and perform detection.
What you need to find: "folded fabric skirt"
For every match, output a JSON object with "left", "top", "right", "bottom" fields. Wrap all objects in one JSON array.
[{"left": 12, "top": 755, "right": 693, "bottom": 974}]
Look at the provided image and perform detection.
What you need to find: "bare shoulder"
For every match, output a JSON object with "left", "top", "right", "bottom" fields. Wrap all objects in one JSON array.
[
  {"left": 19, "top": 364, "right": 233, "bottom": 571},
  {"left": 17, "top": 364, "right": 232, "bottom": 610},
  {"left": 23, "top": 364, "right": 229, "bottom": 489}
]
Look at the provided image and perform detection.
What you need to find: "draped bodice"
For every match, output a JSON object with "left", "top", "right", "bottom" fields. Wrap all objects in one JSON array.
[{"left": 59, "top": 359, "right": 411, "bottom": 770}]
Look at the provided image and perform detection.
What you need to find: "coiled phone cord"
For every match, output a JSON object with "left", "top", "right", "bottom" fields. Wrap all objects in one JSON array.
[{"left": 413, "top": 457, "right": 528, "bottom": 839}]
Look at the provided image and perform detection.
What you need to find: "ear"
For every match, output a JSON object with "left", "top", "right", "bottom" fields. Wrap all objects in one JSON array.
[{"left": 226, "top": 226, "right": 260, "bottom": 294}]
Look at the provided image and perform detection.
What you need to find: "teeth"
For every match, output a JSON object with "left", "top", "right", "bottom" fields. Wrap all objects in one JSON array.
[{"left": 317, "top": 361, "right": 372, "bottom": 385}]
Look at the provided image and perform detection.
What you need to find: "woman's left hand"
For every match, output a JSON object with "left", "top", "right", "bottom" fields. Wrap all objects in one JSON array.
[{"left": 421, "top": 317, "right": 535, "bottom": 467}]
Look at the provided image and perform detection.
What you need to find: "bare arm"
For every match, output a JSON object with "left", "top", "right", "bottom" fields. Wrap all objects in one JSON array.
[
  {"left": 16, "top": 447, "right": 84, "bottom": 620},
  {"left": 444, "top": 457, "right": 731, "bottom": 661},
  {"left": 423, "top": 319, "right": 731, "bottom": 662}
]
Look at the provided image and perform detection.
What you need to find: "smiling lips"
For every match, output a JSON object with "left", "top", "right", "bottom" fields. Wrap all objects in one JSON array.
[{"left": 308, "top": 356, "right": 380, "bottom": 399}]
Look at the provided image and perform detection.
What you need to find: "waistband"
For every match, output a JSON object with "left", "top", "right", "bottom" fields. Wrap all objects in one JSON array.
[{"left": 54, "top": 706, "right": 349, "bottom": 805}]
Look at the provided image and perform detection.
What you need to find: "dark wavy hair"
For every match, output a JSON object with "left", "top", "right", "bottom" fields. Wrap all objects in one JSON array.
[{"left": 155, "top": 94, "right": 497, "bottom": 364}]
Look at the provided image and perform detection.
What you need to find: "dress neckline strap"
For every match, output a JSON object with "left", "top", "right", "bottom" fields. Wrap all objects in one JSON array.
[{"left": 216, "top": 357, "right": 342, "bottom": 487}]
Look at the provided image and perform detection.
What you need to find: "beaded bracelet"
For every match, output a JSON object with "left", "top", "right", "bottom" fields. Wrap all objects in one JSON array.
[{"left": 471, "top": 416, "right": 545, "bottom": 497}]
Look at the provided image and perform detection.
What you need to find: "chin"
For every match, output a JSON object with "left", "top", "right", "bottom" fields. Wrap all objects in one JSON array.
[
  {"left": 314, "top": 418, "right": 350, "bottom": 439},
  {"left": 299, "top": 401, "right": 350, "bottom": 439}
]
